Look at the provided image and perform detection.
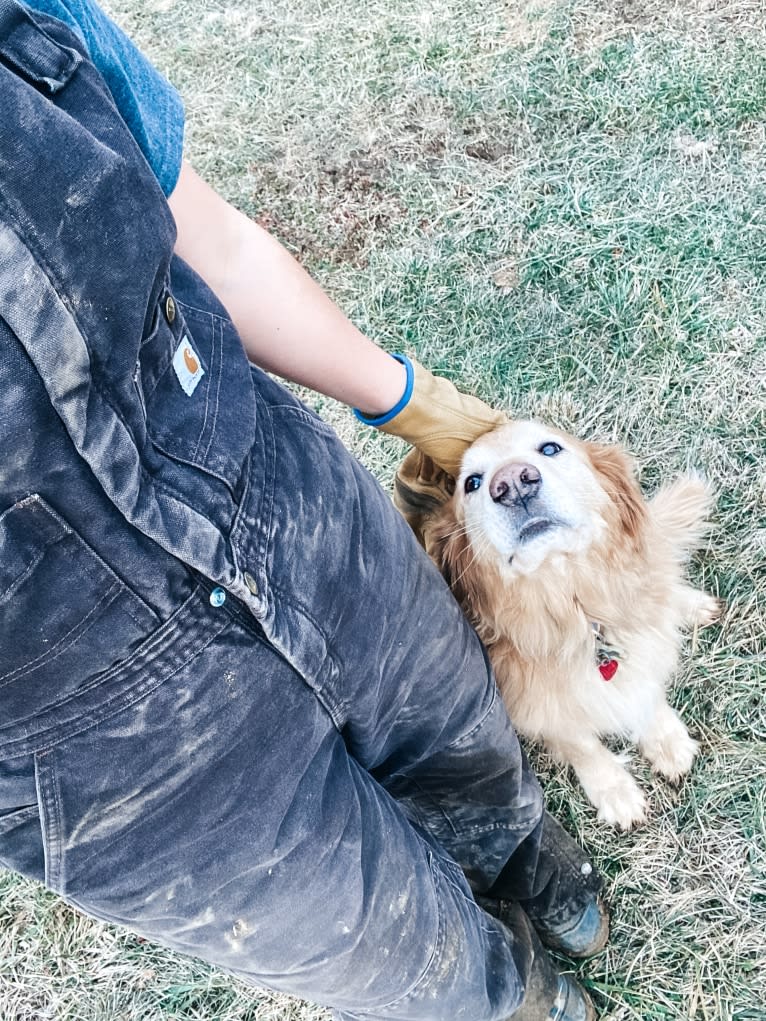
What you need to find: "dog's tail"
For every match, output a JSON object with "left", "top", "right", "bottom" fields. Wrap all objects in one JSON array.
[{"left": 648, "top": 476, "right": 714, "bottom": 552}]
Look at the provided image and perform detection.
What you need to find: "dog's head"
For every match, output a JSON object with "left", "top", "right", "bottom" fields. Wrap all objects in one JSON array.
[{"left": 429, "top": 420, "right": 647, "bottom": 596}]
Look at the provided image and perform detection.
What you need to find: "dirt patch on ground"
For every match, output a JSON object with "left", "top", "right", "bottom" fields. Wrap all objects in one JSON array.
[
  {"left": 571, "top": 0, "right": 766, "bottom": 49},
  {"left": 250, "top": 149, "right": 407, "bottom": 268},
  {"left": 502, "top": 0, "right": 557, "bottom": 49},
  {"left": 497, "top": 0, "right": 766, "bottom": 55},
  {"left": 316, "top": 153, "right": 407, "bottom": 266}
]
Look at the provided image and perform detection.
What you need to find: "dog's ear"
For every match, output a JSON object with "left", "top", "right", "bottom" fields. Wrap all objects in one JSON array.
[
  {"left": 426, "top": 503, "right": 477, "bottom": 613},
  {"left": 586, "top": 442, "right": 647, "bottom": 546}
]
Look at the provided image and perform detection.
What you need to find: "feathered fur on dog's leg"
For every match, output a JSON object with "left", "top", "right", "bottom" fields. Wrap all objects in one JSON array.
[{"left": 546, "top": 733, "right": 647, "bottom": 831}]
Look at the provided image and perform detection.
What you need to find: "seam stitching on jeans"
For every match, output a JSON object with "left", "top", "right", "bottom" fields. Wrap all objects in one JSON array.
[
  {"left": 191, "top": 313, "right": 213, "bottom": 463},
  {"left": 447, "top": 682, "right": 499, "bottom": 749},
  {"left": 201, "top": 316, "right": 223, "bottom": 464},
  {"left": 0, "top": 582, "right": 120, "bottom": 686},
  {"left": 361, "top": 850, "right": 447, "bottom": 1014}
]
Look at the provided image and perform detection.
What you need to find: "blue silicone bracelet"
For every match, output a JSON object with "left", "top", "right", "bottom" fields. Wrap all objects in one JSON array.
[{"left": 353, "top": 353, "right": 415, "bottom": 427}]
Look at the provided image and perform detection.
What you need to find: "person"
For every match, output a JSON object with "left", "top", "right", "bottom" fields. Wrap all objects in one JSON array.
[{"left": 0, "top": 1, "right": 609, "bottom": 1017}]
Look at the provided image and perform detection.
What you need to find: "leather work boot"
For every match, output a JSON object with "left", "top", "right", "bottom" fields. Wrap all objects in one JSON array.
[
  {"left": 497, "top": 901, "right": 597, "bottom": 1021},
  {"left": 482, "top": 812, "right": 609, "bottom": 959}
]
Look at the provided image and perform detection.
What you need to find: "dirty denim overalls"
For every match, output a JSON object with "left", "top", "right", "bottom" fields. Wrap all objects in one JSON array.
[{"left": 0, "top": 3, "right": 548, "bottom": 1016}]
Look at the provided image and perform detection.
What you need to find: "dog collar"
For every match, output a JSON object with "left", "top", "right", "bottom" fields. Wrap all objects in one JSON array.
[{"left": 592, "top": 622, "right": 621, "bottom": 681}]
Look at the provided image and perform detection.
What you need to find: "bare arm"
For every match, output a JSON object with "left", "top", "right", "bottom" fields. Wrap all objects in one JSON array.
[{"left": 167, "top": 160, "right": 406, "bottom": 417}]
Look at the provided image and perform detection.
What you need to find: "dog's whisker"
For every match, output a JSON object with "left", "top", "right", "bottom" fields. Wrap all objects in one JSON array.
[
  {"left": 449, "top": 532, "right": 493, "bottom": 589},
  {"left": 437, "top": 523, "right": 474, "bottom": 542}
]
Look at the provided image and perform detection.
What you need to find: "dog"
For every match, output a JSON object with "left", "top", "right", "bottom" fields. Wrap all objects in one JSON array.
[{"left": 423, "top": 420, "right": 721, "bottom": 830}]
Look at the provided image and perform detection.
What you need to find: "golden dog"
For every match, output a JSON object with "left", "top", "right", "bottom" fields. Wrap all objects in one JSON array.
[{"left": 424, "top": 421, "right": 721, "bottom": 830}]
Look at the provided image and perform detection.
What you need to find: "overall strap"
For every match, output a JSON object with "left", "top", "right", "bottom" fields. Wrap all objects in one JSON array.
[
  {"left": 0, "top": 0, "right": 240, "bottom": 596},
  {"left": 0, "top": 0, "right": 81, "bottom": 91}
]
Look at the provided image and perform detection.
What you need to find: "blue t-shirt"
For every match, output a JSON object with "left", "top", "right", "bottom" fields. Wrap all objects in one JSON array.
[{"left": 22, "top": 0, "right": 184, "bottom": 196}]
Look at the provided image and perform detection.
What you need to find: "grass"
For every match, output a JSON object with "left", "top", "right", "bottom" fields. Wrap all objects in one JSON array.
[{"left": 2, "top": 0, "right": 765, "bottom": 1018}]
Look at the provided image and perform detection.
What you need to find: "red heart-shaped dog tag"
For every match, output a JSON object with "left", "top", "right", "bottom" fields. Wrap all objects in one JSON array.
[{"left": 599, "top": 659, "right": 618, "bottom": 681}]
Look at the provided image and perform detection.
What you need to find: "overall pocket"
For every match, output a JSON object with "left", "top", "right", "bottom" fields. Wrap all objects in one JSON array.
[
  {"left": 135, "top": 286, "right": 256, "bottom": 495},
  {"left": 0, "top": 495, "right": 159, "bottom": 725},
  {"left": 0, "top": 802, "right": 45, "bottom": 882}
]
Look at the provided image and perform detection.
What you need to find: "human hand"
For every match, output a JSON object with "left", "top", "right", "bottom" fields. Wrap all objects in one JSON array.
[
  {"left": 364, "top": 355, "right": 508, "bottom": 477},
  {"left": 355, "top": 355, "right": 508, "bottom": 545}
]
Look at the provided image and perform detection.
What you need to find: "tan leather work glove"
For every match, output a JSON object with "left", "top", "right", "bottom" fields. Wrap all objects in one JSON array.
[
  {"left": 356, "top": 355, "right": 508, "bottom": 546},
  {"left": 379, "top": 357, "right": 508, "bottom": 476}
]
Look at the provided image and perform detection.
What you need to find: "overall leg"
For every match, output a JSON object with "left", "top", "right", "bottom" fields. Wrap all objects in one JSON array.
[
  {"left": 2, "top": 593, "right": 533, "bottom": 1021},
  {"left": 0, "top": 390, "right": 600, "bottom": 1020}
]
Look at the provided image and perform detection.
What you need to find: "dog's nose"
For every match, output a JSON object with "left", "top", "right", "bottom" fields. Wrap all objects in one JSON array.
[{"left": 490, "top": 462, "right": 542, "bottom": 505}]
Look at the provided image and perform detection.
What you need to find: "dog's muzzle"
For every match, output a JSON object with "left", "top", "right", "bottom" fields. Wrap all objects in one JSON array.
[{"left": 490, "top": 462, "right": 542, "bottom": 507}]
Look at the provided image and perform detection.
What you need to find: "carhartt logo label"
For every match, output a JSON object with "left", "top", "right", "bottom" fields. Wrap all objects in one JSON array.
[
  {"left": 183, "top": 347, "right": 199, "bottom": 374},
  {"left": 172, "top": 336, "right": 205, "bottom": 396}
]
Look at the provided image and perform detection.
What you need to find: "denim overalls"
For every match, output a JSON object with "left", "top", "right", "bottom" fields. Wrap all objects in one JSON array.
[{"left": 0, "top": 3, "right": 546, "bottom": 1017}]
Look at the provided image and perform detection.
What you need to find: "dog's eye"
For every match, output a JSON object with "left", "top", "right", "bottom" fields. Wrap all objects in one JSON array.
[
  {"left": 539, "top": 442, "right": 562, "bottom": 457},
  {"left": 464, "top": 474, "right": 483, "bottom": 494}
]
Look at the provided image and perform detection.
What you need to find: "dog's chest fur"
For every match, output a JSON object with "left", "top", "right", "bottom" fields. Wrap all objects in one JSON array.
[{"left": 469, "top": 556, "right": 685, "bottom": 744}]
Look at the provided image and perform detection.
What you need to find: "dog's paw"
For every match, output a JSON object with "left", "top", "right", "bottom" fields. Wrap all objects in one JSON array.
[
  {"left": 693, "top": 593, "right": 724, "bottom": 627},
  {"left": 646, "top": 731, "right": 699, "bottom": 784},
  {"left": 591, "top": 775, "right": 647, "bottom": 831}
]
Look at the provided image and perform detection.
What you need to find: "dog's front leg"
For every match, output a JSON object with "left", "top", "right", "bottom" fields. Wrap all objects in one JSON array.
[
  {"left": 547, "top": 734, "right": 647, "bottom": 831},
  {"left": 638, "top": 700, "right": 699, "bottom": 783}
]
